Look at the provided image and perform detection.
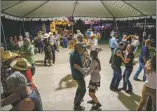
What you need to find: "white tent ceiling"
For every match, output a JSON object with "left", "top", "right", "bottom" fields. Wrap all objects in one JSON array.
[{"left": 1, "top": 0, "right": 156, "bottom": 20}]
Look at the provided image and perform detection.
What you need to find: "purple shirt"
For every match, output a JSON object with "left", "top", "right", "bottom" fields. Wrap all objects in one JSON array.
[{"left": 139, "top": 46, "right": 150, "bottom": 63}]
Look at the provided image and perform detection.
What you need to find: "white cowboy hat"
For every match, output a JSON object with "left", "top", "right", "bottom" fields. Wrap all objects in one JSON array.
[
  {"left": 49, "top": 32, "right": 52, "bottom": 35},
  {"left": 44, "top": 33, "right": 50, "bottom": 39}
]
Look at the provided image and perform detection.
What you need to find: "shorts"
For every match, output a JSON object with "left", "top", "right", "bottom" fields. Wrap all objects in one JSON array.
[{"left": 88, "top": 80, "right": 100, "bottom": 93}]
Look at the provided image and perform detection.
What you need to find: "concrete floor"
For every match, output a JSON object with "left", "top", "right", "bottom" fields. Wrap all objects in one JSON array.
[{"left": 1, "top": 44, "right": 145, "bottom": 111}]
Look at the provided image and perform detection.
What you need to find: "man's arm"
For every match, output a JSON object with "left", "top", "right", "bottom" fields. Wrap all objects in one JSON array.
[
  {"left": 1, "top": 93, "right": 20, "bottom": 107},
  {"left": 143, "top": 48, "right": 148, "bottom": 64},
  {"left": 10, "top": 98, "right": 34, "bottom": 111}
]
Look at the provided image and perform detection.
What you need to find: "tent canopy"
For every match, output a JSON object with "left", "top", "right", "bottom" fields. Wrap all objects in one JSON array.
[{"left": 1, "top": 1, "right": 156, "bottom": 20}]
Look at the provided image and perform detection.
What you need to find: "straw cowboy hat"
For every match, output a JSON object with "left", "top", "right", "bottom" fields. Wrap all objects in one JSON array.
[
  {"left": 44, "top": 33, "right": 50, "bottom": 39},
  {"left": 1, "top": 51, "right": 19, "bottom": 62},
  {"left": 10, "top": 58, "right": 31, "bottom": 71}
]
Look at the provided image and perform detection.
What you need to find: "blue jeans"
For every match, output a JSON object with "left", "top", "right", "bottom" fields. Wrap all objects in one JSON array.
[
  {"left": 134, "top": 59, "right": 146, "bottom": 81},
  {"left": 74, "top": 79, "right": 86, "bottom": 107},
  {"left": 110, "top": 65, "right": 122, "bottom": 89},
  {"left": 122, "top": 67, "right": 133, "bottom": 91},
  {"left": 51, "top": 46, "right": 55, "bottom": 62}
]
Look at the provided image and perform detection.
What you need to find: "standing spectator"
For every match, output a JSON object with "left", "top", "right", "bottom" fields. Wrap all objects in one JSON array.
[
  {"left": 62, "top": 34, "right": 68, "bottom": 48},
  {"left": 19, "top": 37, "right": 35, "bottom": 76},
  {"left": 9, "top": 37, "right": 15, "bottom": 50},
  {"left": 134, "top": 39, "right": 151, "bottom": 81},
  {"left": 109, "top": 33, "right": 118, "bottom": 52},
  {"left": 49, "top": 33, "right": 56, "bottom": 64},
  {"left": 36, "top": 36, "right": 44, "bottom": 54},
  {"left": 18, "top": 36, "right": 24, "bottom": 48},
  {"left": 1, "top": 72, "right": 43, "bottom": 111},
  {"left": 132, "top": 35, "right": 140, "bottom": 54},
  {"left": 70, "top": 43, "right": 86, "bottom": 111},
  {"left": 110, "top": 42, "right": 125, "bottom": 91},
  {"left": 136, "top": 55, "right": 156, "bottom": 111},
  {"left": 25, "top": 32, "right": 34, "bottom": 42}
]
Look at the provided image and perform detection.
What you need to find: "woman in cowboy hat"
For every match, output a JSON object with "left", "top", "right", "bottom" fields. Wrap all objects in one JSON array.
[
  {"left": 1, "top": 51, "right": 19, "bottom": 106},
  {"left": 1, "top": 72, "right": 43, "bottom": 111}
]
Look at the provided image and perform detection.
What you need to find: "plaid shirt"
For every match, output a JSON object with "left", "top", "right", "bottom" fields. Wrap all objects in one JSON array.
[{"left": 1, "top": 64, "right": 12, "bottom": 94}]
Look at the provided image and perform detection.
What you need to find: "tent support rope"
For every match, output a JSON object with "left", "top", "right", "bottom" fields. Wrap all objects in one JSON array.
[
  {"left": 122, "top": 1, "right": 146, "bottom": 16},
  {"left": 23, "top": 0, "right": 50, "bottom": 18},
  {"left": 100, "top": 1, "right": 115, "bottom": 18}
]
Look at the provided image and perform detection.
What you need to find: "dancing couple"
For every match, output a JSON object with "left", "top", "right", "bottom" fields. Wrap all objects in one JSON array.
[{"left": 70, "top": 42, "right": 102, "bottom": 111}]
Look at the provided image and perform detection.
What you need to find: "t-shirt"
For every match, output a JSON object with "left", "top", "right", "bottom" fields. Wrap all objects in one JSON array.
[
  {"left": 145, "top": 71, "right": 156, "bottom": 89},
  {"left": 111, "top": 47, "right": 123, "bottom": 67},
  {"left": 125, "top": 52, "right": 134, "bottom": 67},
  {"left": 139, "top": 46, "right": 150, "bottom": 63}
]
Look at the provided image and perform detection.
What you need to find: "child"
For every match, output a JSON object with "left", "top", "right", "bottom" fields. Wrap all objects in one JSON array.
[
  {"left": 118, "top": 44, "right": 135, "bottom": 93},
  {"left": 43, "top": 38, "right": 53, "bottom": 66},
  {"left": 74, "top": 50, "right": 102, "bottom": 110}
]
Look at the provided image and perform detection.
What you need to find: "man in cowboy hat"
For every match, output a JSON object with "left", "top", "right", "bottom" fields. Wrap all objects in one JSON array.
[
  {"left": 19, "top": 37, "right": 35, "bottom": 76},
  {"left": 1, "top": 51, "right": 19, "bottom": 104}
]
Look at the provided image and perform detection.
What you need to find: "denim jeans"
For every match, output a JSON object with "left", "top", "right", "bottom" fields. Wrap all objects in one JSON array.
[
  {"left": 51, "top": 46, "right": 55, "bottom": 63},
  {"left": 74, "top": 79, "right": 86, "bottom": 107},
  {"left": 110, "top": 65, "right": 122, "bottom": 89},
  {"left": 122, "top": 67, "right": 133, "bottom": 91},
  {"left": 134, "top": 59, "right": 146, "bottom": 81}
]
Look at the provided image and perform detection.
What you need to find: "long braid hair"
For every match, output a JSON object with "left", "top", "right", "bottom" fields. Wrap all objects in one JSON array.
[{"left": 90, "top": 50, "right": 101, "bottom": 71}]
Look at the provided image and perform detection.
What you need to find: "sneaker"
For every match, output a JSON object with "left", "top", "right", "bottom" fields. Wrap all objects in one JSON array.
[
  {"left": 112, "top": 88, "right": 121, "bottom": 92},
  {"left": 119, "top": 87, "right": 126, "bottom": 91},
  {"left": 91, "top": 103, "right": 102, "bottom": 110},
  {"left": 74, "top": 105, "right": 85, "bottom": 111},
  {"left": 125, "top": 90, "right": 132, "bottom": 93},
  {"left": 134, "top": 78, "right": 140, "bottom": 81},
  {"left": 87, "top": 100, "right": 95, "bottom": 104}
]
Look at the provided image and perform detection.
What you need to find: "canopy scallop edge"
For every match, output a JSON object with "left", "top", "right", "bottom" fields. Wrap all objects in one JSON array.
[{"left": 1, "top": 1, "right": 156, "bottom": 21}]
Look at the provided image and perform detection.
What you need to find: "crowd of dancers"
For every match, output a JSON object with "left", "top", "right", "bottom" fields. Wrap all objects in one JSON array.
[{"left": 1, "top": 28, "right": 156, "bottom": 111}]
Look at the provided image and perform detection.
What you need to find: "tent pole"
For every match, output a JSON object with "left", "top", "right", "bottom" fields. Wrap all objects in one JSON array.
[
  {"left": 143, "top": 17, "right": 147, "bottom": 47},
  {"left": 22, "top": 18, "right": 25, "bottom": 34},
  {"left": 113, "top": 18, "right": 115, "bottom": 31},
  {"left": 1, "top": 20, "right": 7, "bottom": 50}
]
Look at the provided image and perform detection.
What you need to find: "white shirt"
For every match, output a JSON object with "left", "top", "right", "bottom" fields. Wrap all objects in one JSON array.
[
  {"left": 110, "top": 36, "right": 118, "bottom": 48},
  {"left": 78, "top": 60, "right": 101, "bottom": 82},
  {"left": 89, "top": 38, "right": 98, "bottom": 50},
  {"left": 145, "top": 71, "right": 156, "bottom": 89},
  {"left": 18, "top": 41, "right": 24, "bottom": 47},
  {"left": 132, "top": 39, "right": 140, "bottom": 47}
]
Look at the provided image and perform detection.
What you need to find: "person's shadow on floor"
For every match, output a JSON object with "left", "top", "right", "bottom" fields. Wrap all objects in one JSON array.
[
  {"left": 56, "top": 74, "right": 77, "bottom": 91},
  {"left": 117, "top": 92, "right": 141, "bottom": 111}
]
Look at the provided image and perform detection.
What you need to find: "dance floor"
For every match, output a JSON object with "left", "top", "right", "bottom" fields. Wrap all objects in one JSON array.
[{"left": 1, "top": 44, "right": 144, "bottom": 111}]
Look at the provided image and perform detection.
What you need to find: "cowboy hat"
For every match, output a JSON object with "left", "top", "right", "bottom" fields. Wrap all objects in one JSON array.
[
  {"left": 10, "top": 58, "right": 31, "bottom": 71},
  {"left": 44, "top": 33, "right": 50, "bottom": 39},
  {"left": 1, "top": 51, "right": 19, "bottom": 62},
  {"left": 49, "top": 32, "right": 52, "bottom": 35}
]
